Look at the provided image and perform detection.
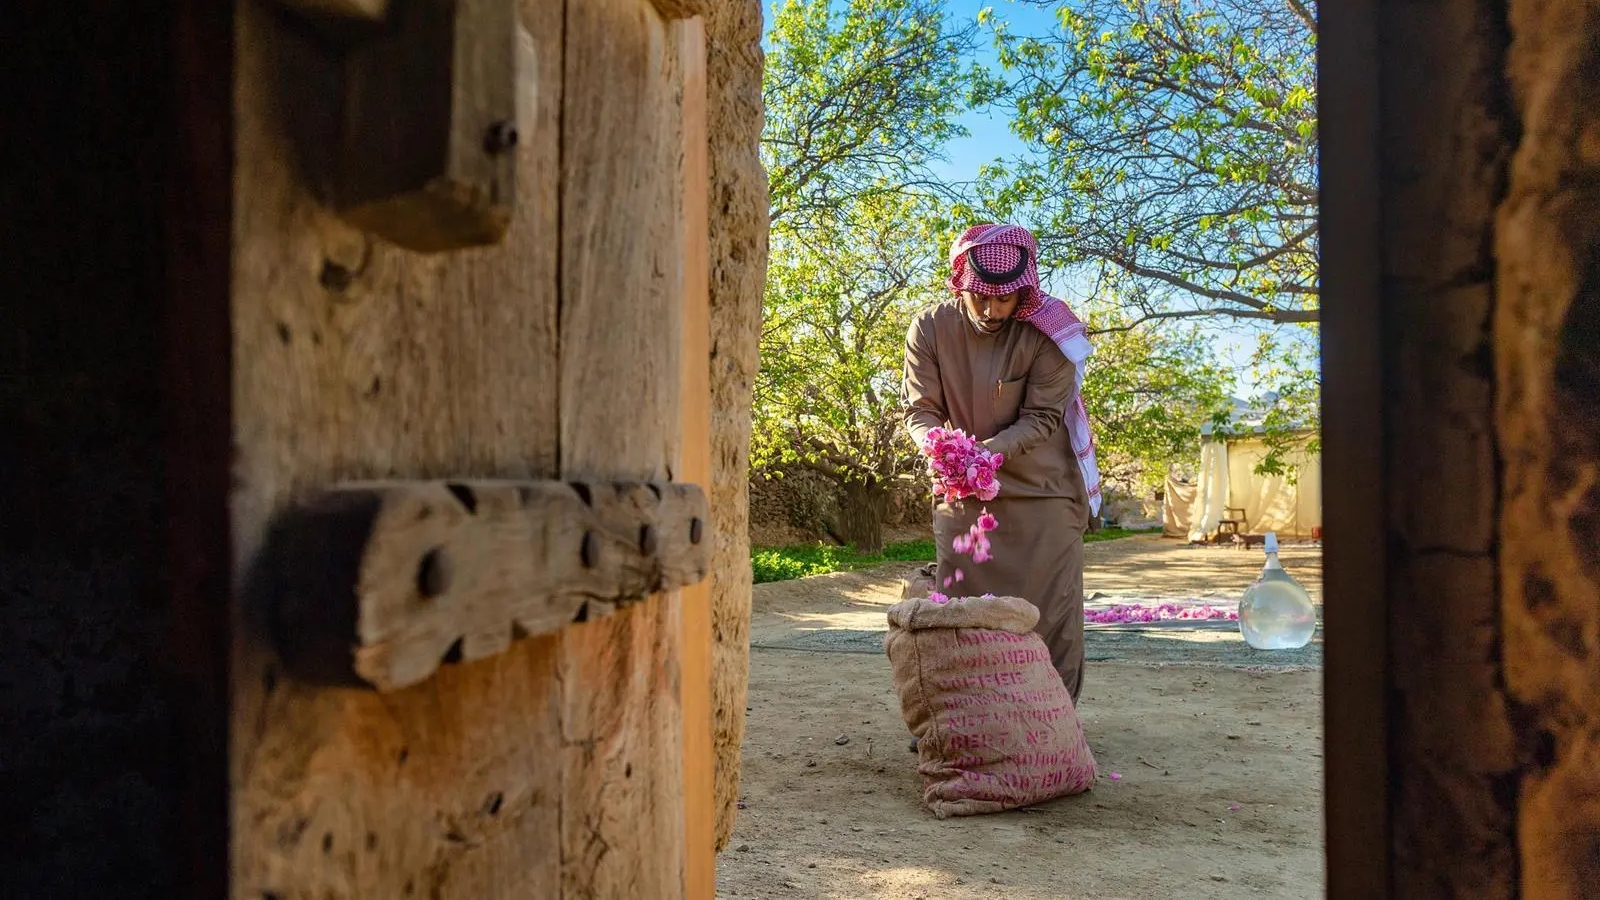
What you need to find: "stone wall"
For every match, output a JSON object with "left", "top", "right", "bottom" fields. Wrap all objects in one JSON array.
[
  {"left": 748, "top": 469, "right": 932, "bottom": 547},
  {"left": 1496, "top": 3, "right": 1600, "bottom": 896},
  {"left": 705, "top": 0, "right": 769, "bottom": 852},
  {"left": 1375, "top": 1, "right": 1600, "bottom": 895},
  {"left": 1379, "top": 0, "right": 1519, "bottom": 893}
]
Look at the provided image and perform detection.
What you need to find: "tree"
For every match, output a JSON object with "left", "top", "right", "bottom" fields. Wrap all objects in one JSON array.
[
  {"left": 1080, "top": 310, "right": 1233, "bottom": 496},
  {"left": 752, "top": 194, "right": 952, "bottom": 553},
  {"left": 756, "top": 0, "right": 984, "bottom": 550},
  {"left": 976, "top": 0, "right": 1318, "bottom": 328},
  {"left": 763, "top": 0, "right": 980, "bottom": 230},
  {"left": 1235, "top": 327, "right": 1321, "bottom": 479}
]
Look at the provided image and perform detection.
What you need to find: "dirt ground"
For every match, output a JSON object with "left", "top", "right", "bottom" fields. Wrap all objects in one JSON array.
[{"left": 719, "top": 536, "right": 1324, "bottom": 899}]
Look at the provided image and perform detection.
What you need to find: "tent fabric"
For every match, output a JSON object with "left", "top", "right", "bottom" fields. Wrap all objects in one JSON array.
[
  {"left": 1223, "top": 439, "right": 1321, "bottom": 537},
  {"left": 1176, "top": 436, "right": 1322, "bottom": 541},
  {"left": 1162, "top": 475, "right": 1196, "bottom": 538},
  {"left": 1188, "top": 440, "right": 1229, "bottom": 541}
]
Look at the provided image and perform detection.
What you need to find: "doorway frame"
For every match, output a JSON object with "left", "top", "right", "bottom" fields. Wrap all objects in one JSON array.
[{"left": 1319, "top": 1, "right": 1391, "bottom": 896}]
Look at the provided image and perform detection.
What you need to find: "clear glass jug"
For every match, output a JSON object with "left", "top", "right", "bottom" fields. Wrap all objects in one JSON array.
[{"left": 1238, "top": 533, "right": 1317, "bottom": 650}]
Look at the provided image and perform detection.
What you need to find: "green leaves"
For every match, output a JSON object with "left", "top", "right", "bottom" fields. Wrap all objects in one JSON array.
[
  {"left": 758, "top": 0, "right": 983, "bottom": 494},
  {"left": 764, "top": 0, "right": 978, "bottom": 231},
  {"left": 753, "top": 191, "right": 952, "bottom": 488},
  {"left": 1081, "top": 309, "right": 1233, "bottom": 494},
  {"left": 980, "top": 0, "right": 1320, "bottom": 327},
  {"left": 755, "top": 0, "right": 1322, "bottom": 510}
]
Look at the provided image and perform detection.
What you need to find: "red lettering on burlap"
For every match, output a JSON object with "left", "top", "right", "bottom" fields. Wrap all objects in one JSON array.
[{"left": 887, "top": 602, "right": 1099, "bottom": 815}]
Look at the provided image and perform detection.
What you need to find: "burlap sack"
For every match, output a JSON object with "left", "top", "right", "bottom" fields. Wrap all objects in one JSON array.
[
  {"left": 900, "top": 563, "right": 938, "bottom": 600},
  {"left": 885, "top": 594, "right": 1097, "bottom": 818}
]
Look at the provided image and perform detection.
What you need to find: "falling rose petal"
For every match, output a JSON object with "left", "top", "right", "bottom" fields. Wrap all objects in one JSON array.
[
  {"left": 953, "top": 569, "right": 964, "bottom": 583},
  {"left": 943, "top": 577, "right": 953, "bottom": 588}
]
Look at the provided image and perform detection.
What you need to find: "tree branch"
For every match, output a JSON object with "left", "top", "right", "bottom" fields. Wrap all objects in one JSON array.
[
  {"left": 1285, "top": 0, "right": 1317, "bottom": 32},
  {"left": 1087, "top": 305, "right": 1318, "bottom": 336}
]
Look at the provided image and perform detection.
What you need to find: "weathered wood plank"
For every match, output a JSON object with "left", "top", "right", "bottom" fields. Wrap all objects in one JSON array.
[
  {"left": 167, "top": 4, "right": 237, "bottom": 897},
  {"left": 650, "top": 0, "right": 708, "bottom": 19},
  {"left": 229, "top": 0, "right": 564, "bottom": 894},
  {"left": 1319, "top": 3, "right": 1390, "bottom": 897},
  {"left": 264, "top": 479, "right": 709, "bottom": 691},
  {"left": 335, "top": 0, "right": 519, "bottom": 252},
  {"left": 558, "top": 0, "right": 687, "bottom": 894},
  {"left": 675, "top": 16, "right": 716, "bottom": 895}
]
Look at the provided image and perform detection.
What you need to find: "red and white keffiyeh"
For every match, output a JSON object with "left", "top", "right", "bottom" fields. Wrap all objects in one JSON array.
[{"left": 948, "top": 224, "right": 1102, "bottom": 516}]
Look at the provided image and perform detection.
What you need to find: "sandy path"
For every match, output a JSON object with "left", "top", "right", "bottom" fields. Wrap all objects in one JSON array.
[{"left": 719, "top": 536, "right": 1325, "bottom": 899}]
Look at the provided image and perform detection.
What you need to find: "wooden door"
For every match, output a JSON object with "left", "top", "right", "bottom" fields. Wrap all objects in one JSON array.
[{"left": 228, "top": 1, "right": 713, "bottom": 896}]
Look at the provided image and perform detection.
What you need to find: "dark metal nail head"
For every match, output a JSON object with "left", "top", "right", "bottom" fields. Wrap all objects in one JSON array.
[{"left": 484, "top": 121, "right": 519, "bottom": 155}]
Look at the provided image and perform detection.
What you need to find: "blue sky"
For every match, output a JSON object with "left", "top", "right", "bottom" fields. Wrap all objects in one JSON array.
[{"left": 925, "top": 1, "right": 1046, "bottom": 186}]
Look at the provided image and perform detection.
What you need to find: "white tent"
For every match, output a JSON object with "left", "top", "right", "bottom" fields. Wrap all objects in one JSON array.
[{"left": 1163, "top": 397, "right": 1322, "bottom": 541}]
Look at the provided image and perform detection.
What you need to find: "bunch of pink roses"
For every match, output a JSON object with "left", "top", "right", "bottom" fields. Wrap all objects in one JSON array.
[
  {"left": 919, "top": 427, "right": 1003, "bottom": 504},
  {"left": 919, "top": 429, "right": 1004, "bottom": 604}
]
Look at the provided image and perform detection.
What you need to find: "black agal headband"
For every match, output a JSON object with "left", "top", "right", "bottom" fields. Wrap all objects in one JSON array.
[{"left": 966, "top": 244, "right": 1031, "bottom": 286}]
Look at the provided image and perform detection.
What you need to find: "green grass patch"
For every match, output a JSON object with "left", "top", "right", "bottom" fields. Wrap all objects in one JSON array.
[
  {"left": 751, "top": 539, "right": 935, "bottom": 584},
  {"left": 1085, "top": 525, "right": 1162, "bottom": 544},
  {"left": 752, "top": 527, "right": 1158, "bottom": 584}
]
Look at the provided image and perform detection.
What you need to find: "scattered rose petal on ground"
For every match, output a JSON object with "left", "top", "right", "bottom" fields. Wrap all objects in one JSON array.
[
  {"left": 1108, "top": 772, "right": 1122, "bottom": 780},
  {"left": 1084, "top": 602, "right": 1240, "bottom": 624}
]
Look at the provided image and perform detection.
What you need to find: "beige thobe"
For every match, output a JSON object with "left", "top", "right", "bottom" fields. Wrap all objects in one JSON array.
[{"left": 903, "top": 300, "right": 1091, "bottom": 700}]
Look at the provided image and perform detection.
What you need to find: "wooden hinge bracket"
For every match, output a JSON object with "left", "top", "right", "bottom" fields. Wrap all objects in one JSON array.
[
  {"left": 255, "top": 479, "right": 710, "bottom": 691},
  {"left": 266, "top": 0, "right": 521, "bottom": 253}
]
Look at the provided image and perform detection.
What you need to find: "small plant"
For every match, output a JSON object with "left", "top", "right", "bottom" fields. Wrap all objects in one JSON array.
[{"left": 751, "top": 540, "right": 936, "bottom": 584}]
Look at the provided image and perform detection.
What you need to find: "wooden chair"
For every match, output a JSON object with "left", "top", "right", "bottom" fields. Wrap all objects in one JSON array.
[{"left": 1216, "top": 507, "right": 1249, "bottom": 540}]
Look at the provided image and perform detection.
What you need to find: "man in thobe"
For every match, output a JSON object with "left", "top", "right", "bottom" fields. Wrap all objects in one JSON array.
[{"left": 902, "top": 223, "right": 1102, "bottom": 703}]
